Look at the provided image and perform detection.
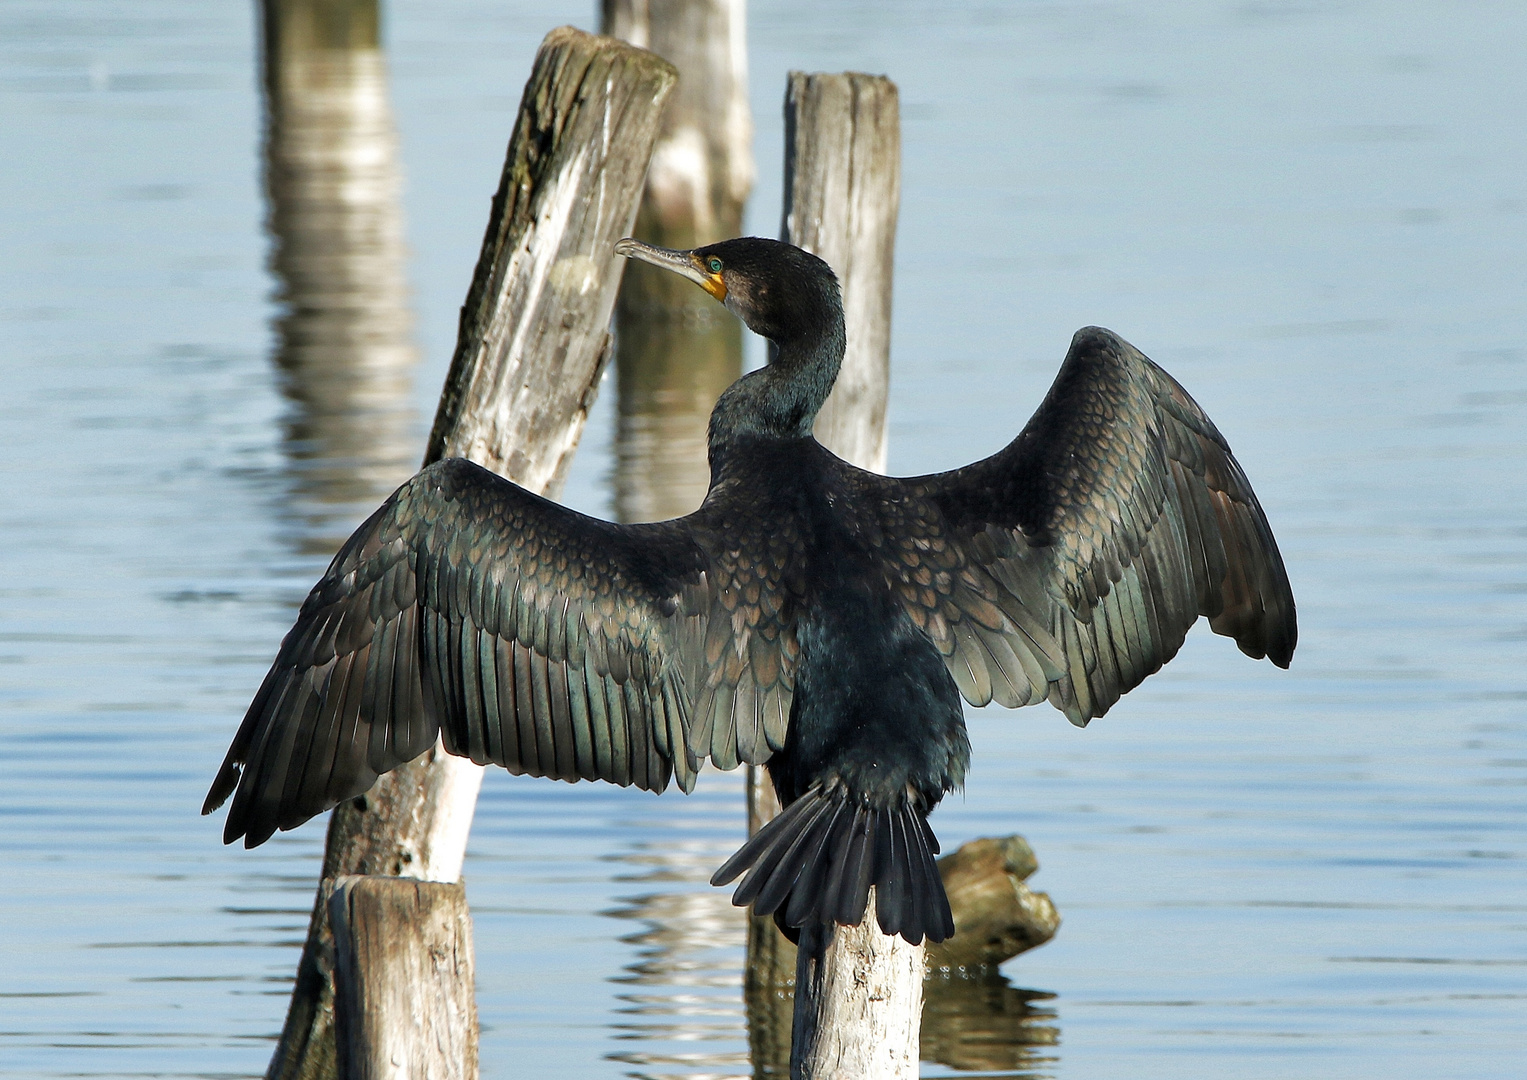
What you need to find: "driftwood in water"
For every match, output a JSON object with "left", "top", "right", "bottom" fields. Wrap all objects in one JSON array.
[
  {"left": 782, "top": 70, "right": 900, "bottom": 475},
  {"left": 329, "top": 877, "right": 478, "bottom": 1080},
  {"left": 927, "top": 835, "right": 1060, "bottom": 972},
  {"left": 265, "top": 25, "right": 676, "bottom": 1080}
]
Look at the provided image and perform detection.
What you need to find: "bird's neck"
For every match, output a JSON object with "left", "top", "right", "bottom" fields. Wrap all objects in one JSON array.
[{"left": 707, "top": 313, "right": 845, "bottom": 460}]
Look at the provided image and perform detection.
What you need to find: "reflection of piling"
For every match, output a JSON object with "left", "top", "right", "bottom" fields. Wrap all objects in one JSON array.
[
  {"left": 261, "top": 0, "right": 418, "bottom": 550},
  {"left": 919, "top": 971, "right": 1058, "bottom": 1074},
  {"left": 604, "top": 838, "right": 753, "bottom": 1076},
  {"left": 603, "top": 0, "right": 753, "bottom": 523},
  {"left": 613, "top": 312, "right": 740, "bottom": 522},
  {"left": 265, "top": 28, "right": 678, "bottom": 1080}
]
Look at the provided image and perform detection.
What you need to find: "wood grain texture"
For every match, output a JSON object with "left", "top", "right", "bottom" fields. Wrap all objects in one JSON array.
[
  {"left": 330, "top": 877, "right": 478, "bottom": 1080},
  {"left": 782, "top": 71, "right": 900, "bottom": 474},
  {"left": 265, "top": 26, "right": 676, "bottom": 1080},
  {"left": 426, "top": 25, "right": 679, "bottom": 493},
  {"left": 791, "top": 917, "right": 925, "bottom": 1080}
]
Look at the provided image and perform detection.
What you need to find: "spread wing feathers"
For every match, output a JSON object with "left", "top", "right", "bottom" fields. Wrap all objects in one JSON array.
[
  {"left": 203, "top": 457, "right": 710, "bottom": 847},
  {"left": 895, "top": 326, "right": 1296, "bottom": 726}
]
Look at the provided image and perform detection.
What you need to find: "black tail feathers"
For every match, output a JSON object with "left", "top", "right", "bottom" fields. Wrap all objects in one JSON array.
[{"left": 710, "top": 782, "right": 954, "bottom": 945}]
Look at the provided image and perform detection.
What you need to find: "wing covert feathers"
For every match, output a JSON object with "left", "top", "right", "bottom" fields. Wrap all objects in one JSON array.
[
  {"left": 204, "top": 458, "right": 710, "bottom": 847},
  {"left": 892, "top": 326, "right": 1296, "bottom": 726},
  {"left": 711, "top": 782, "right": 954, "bottom": 946}
]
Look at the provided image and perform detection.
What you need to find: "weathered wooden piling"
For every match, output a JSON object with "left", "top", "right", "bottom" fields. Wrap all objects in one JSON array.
[
  {"left": 329, "top": 877, "right": 478, "bottom": 1080},
  {"left": 734, "top": 69, "right": 913, "bottom": 1080},
  {"left": 783, "top": 70, "right": 900, "bottom": 474},
  {"left": 744, "top": 73, "right": 1059, "bottom": 1077},
  {"left": 791, "top": 921, "right": 923, "bottom": 1080},
  {"left": 603, "top": 0, "right": 754, "bottom": 524},
  {"left": 743, "top": 70, "right": 902, "bottom": 879},
  {"left": 601, "top": 0, "right": 753, "bottom": 297},
  {"left": 260, "top": 0, "right": 418, "bottom": 535},
  {"left": 265, "top": 26, "right": 676, "bottom": 1080}
]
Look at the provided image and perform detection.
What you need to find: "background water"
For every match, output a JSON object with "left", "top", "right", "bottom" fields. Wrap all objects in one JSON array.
[{"left": 3, "top": 1, "right": 1525, "bottom": 1078}]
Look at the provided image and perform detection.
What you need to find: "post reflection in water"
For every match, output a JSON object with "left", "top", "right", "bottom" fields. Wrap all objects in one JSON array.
[
  {"left": 920, "top": 971, "right": 1059, "bottom": 1078},
  {"left": 261, "top": 0, "right": 419, "bottom": 553},
  {"left": 605, "top": 841, "right": 754, "bottom": 1080},
  {"left": 614, "top": 309, "right": 742, "bottom": 524}
]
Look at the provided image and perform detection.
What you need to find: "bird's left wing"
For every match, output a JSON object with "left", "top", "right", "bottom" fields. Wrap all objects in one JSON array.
[
  {"left": 203, "top": 458, "right": 711, "bottom": 847},
  {"left": 871, "top": 326, "right": 1296, "bottom": 725}
]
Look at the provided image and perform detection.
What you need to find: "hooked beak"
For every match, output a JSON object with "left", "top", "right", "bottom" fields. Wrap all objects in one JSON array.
[{"left": 614, "top": 237, "right": 727, "bottom": 301}]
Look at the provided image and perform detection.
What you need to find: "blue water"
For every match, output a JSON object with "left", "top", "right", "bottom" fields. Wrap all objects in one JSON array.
[{"left": 2, "top": 2, "right": 1524, "bottom": 1078}]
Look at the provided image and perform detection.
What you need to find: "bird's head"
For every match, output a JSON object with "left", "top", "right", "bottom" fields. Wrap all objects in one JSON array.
[{"left": 614, "top": 236, "right": 842, "bottom": 350}]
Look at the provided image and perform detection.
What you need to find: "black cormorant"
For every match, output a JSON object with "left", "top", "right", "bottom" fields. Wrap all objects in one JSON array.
[{"left": 204, "top": 236, "right": 1296, "bottom": 945}]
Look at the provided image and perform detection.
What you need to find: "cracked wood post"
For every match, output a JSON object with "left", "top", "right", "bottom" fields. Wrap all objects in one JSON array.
[
  {"left": 264, "top": 27, "right": 676, "bottom": 1080},
  {"left": 739, "top": 70, "right": 911, "bottom": 1080},
  {"left": 601, "top": 0, "right": 754, "bottom": 524},
  {"left": 329, "top": 878, "right": 478, "bottom": 1080},
  {"left": 784, "top": 70, "right": 900, "bottom": 475}
]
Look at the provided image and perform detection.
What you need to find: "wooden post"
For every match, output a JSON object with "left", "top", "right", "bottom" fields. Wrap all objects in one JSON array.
[
  {"left": 743, "top": 73, "right": 1064, "bottom": 1078},
  {"left": 791, "top": 922, "right": 923, "bottom": 1080},
  {"left": 602, "top": 0, "right": 753, "bottom": 524},
  {"left": 329, "top": 877, "right": 478, "bottom": 1080},
  {"left": 782, "top": 71, "right": 900, "bottom": 475},
  {"left": 601, "top": 0, "right": 752, "bottom": 301},
  {"left": 741, "top": 70, "right": 912, "bottom": 1079},
  {"left": 745, "top": 67, "right": 899, "bottom": 860},
  {"left": 265, "top": 27, "right": 677, "bottom": 1080},
  {"left": 260, "top": 0, "right": 419, "bottom": 541}
]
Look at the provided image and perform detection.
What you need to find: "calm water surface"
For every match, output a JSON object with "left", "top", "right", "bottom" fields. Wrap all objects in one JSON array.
[{"left": 2, "top": 2, "right": 1524, "bottom": 1078}]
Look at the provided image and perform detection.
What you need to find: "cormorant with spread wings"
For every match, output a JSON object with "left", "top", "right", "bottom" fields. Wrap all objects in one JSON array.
[{"left": 205, "top": 236, "right": 1295, "bottom": 946}]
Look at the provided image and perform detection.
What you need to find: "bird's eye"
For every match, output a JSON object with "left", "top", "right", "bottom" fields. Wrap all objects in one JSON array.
[{"left": 707, "top": 257, "right": 723, "bottom": 274}]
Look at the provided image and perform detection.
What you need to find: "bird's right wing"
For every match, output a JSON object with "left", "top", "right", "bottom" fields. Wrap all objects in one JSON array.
[{"left": 203, "top": 457, "right": 711, "bottom": 847}]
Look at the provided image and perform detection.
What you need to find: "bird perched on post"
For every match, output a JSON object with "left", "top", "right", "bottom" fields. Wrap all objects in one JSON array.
[{"left": 205, "top": 236, "right": 1295, "bottom": 946}]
